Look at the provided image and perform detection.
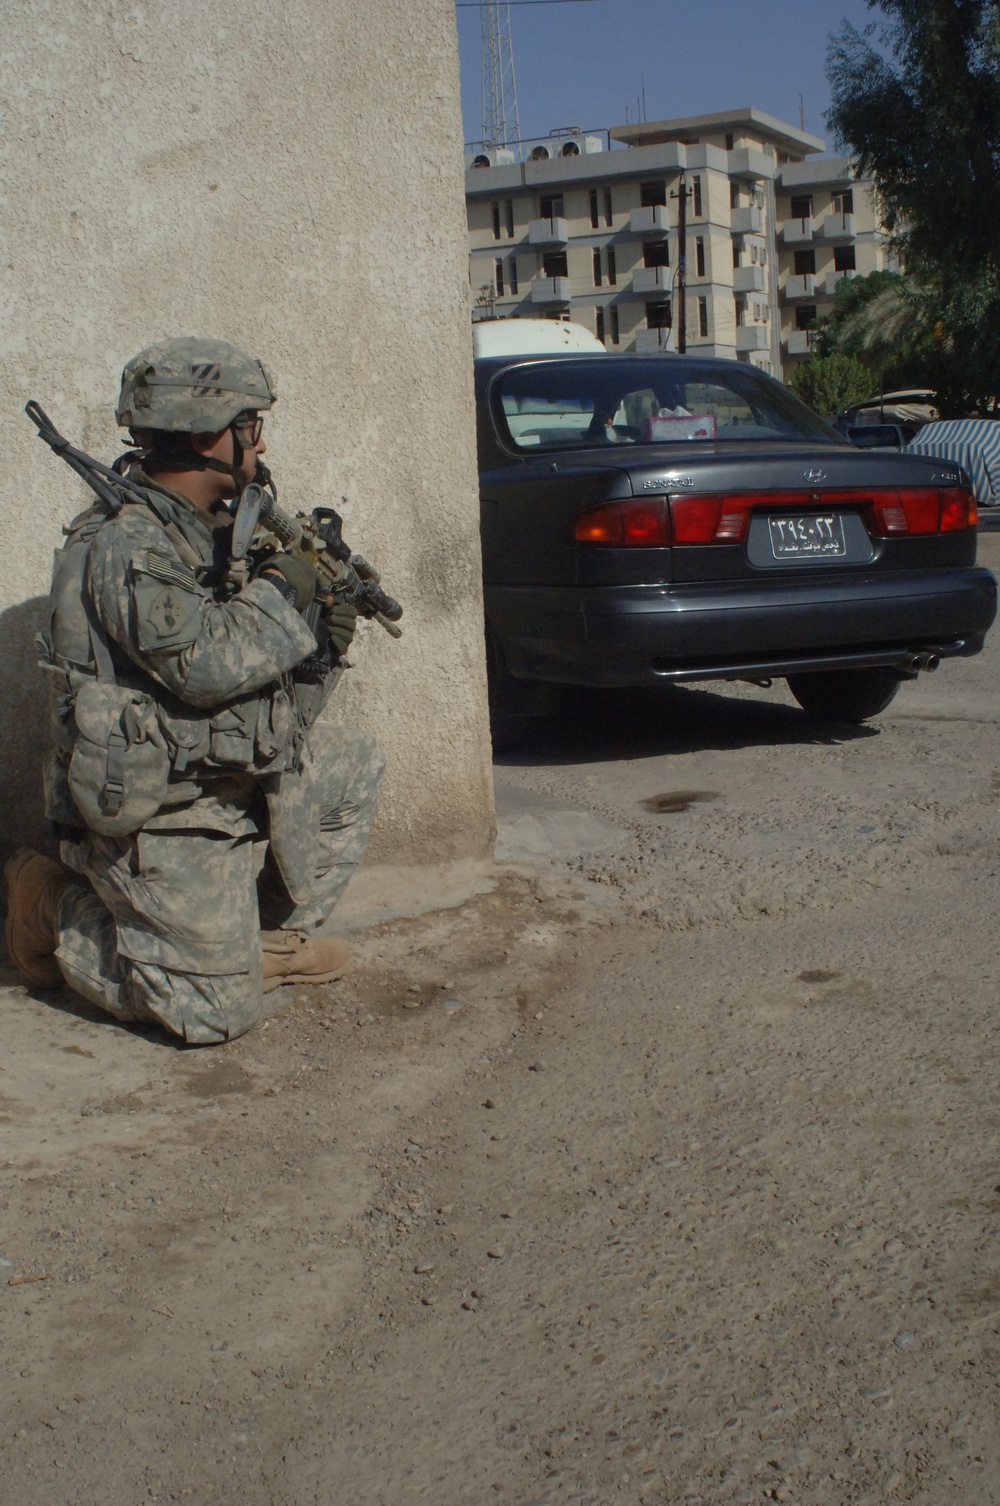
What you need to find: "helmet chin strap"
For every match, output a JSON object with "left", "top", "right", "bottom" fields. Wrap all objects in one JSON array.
[{"left": 138, "top": 422, "right": 266, "bottom": 496}]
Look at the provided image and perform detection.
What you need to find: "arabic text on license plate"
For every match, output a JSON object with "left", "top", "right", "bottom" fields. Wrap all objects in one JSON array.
[{"left": 769, "top": 514, "right": 846, "bottom": 558}]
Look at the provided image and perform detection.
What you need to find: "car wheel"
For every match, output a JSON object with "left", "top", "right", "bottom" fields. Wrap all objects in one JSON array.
[
  {"left": 489, "top": 708, "right": 532, "bottom": 753},
  {"left": 786, "top": 668, "right": 901, "bottom": 723},
  {"left": 486, "top": 630, "right": 558, "bottom": 752}
]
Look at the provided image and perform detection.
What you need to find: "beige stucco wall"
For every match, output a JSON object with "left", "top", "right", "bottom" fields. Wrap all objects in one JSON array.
[{"left": 0, "top": 0, "right": 494, "bottom": 868}]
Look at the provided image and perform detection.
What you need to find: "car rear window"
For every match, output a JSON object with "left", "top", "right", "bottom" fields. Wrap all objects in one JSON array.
[{"left": 491, "top": 359, "right": 840, "bottom": 452}]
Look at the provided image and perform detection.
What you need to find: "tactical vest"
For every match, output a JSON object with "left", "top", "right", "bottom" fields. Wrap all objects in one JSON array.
[{"left": 38, "top": 499, "right": 305, "bottom": 834}]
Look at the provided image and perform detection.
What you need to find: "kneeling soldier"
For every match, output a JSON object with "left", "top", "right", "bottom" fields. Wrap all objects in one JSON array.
[{"left": 6, "top": 338, "right": 384, "bottom": 1043}]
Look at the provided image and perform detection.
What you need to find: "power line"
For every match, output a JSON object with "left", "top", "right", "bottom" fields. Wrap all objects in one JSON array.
[{"left": 458, "top": 2, "right": 606, "bottom": 8}]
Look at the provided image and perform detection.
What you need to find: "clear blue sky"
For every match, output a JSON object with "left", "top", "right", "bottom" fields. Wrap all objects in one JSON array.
[{"left": 455, "top": 0, "right": 886, "bottom": 151}]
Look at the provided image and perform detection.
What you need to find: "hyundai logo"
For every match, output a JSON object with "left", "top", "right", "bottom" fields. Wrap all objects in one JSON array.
[{"left": 804, "top": 468, "right": 827, "bottom": 483}]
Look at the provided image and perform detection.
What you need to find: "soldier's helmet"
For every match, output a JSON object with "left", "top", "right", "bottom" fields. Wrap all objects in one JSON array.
[{"left": 116, "top": 337, "right": 277, "bottom": 433}]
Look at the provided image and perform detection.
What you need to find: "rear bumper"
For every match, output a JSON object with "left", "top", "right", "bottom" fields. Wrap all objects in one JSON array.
[{"left": 486, "top": 566, "right": 998, "bottom": 687}]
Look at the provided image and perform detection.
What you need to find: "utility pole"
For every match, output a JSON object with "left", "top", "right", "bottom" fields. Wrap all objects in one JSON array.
[
  {"left": 481, "top": 1, "right": 521, "bottom": 152},
  {"left": 671, "top": 174, "right": 692, "bottom": 354}
]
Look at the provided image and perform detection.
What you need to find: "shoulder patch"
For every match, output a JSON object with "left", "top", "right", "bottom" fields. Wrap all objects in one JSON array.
[{"left": 144, "top": 550, "right": 199, "bottom": 591}]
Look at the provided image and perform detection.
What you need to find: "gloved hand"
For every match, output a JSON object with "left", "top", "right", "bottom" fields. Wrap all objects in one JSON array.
[
  {"left": 258, "top": 553, "right": 317, "bottom": 613},
  {"left": 324, "top": 600, "right": 358, "bottom": 657}
]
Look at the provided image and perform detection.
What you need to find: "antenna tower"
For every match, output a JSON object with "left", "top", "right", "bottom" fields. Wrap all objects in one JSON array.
[{"left": 481, "top": 1, "right": 521, "bottom": 151}]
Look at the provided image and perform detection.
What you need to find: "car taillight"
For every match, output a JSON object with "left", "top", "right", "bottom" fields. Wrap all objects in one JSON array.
[
  {"left": 670, "top": 494, "right": 751, "bottom": 543},
  {"left": 870, "top": 486, "right": 977, "bottom": 535},
  {"left": 573, "top": 498, "right": 671, "bottom": 546},
  {"left": 573, "top": 485, "right": 978, "bottom": 547}
]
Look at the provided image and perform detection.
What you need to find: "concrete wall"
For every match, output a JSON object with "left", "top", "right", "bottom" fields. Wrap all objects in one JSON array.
[{"left": 0, "top": 0, "right": 494, "bottom": 869}]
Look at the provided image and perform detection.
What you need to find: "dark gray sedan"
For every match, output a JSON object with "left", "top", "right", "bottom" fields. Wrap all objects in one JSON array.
[{"left": 476, "top": 355, "right": 996, "bottom": 742}]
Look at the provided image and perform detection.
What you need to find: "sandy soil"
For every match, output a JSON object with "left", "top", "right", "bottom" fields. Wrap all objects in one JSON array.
[{"left": 2, "top": 535, "right": 999, "bottom": 1506}]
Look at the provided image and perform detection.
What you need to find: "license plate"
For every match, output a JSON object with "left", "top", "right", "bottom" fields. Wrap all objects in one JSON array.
[{"left": 768, "top": 513, "right": 846, "bottom": 559}]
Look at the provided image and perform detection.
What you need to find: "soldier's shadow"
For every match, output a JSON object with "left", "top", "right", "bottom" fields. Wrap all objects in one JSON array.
[{"left": 0, "top": 596, "right": 51, "bottom": 858}]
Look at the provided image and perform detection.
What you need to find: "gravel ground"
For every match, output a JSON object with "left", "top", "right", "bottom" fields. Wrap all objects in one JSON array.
[{"left": 1, "top": 535, "right": 998, "bottom": 1506}]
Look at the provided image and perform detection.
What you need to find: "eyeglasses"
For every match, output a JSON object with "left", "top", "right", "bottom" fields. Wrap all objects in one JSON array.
[{"left": 233, "top": 414, "right": 264, "bottom": 446}]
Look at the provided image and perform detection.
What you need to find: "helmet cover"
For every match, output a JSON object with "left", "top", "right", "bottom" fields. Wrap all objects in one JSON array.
[{"left": 116, "top": 337, "right": 277, "bottom": 433}]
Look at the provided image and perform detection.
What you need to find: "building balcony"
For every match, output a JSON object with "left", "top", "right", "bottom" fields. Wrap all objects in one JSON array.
[
  {"left": 785, "top": 330, "right": 815, "bottom": 355},
  {"left": 629, "top": 205, "right": 670, "bottom": 237},
  {"left": 824, "top": 269, "right": 857, "bottom": 296},
  {"left": 821, "top": 212, "right": 855, "bottom": 241},
  {"left": 733, "top": 264, "right": 765, "bottom": 294},
  {"left": 529, "top": 276, "right": 572, "bottom": 306},
  {"left": 632, "top": 266, "right": 672, "bottom": 294},
  {"left": 735, "top": 325, "right": 769, "bottom": 352},
  {"left": 527, "top": 216, "right": 568, "bottom": 247},
  {"left": 731, "top": 206, "right": 763, "bottom": 235},
  {"left": 634, "top": 327, "right": 674, "bottom": 353},
  {"left": 727, "top": 147, "right": 774, "bottom": 181},
  {"left": 784, "top": 274, "right": 817, "bottom": 300},
  {"left": 783, "top": 217, "right": 814, "bottom": 243}
]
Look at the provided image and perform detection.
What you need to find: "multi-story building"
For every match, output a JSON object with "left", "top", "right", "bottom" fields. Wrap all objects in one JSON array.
[
  {"left": 465, "top": 107, "right": 896, "bottom": 380},
  {"left": 777, "top": 155, "right": 900, "bottom": 370}
]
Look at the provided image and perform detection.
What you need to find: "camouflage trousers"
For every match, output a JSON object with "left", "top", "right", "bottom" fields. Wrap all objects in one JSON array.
[{"left": 52, "top": 725, "right": 384, "bottom": 1045}]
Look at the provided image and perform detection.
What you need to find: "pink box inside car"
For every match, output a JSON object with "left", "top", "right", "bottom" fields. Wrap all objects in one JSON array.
[{"left": 646, "top": 413, "right": 717, "bottom": 442}]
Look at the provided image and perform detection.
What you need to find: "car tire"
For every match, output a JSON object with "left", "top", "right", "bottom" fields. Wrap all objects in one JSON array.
[
  {"left": 786, "top": 667, "right": 901, "bottom": 723},
  {"left": 489, "top": 709, "right": 532, "bottom": 753},
  {"left": 485, "top": 630, "right": 555, "bottom": 753}
]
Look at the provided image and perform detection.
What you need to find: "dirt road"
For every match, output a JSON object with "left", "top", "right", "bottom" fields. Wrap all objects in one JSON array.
[{"left": 2, "top": 537, "right": 999, "bottom": 1506}]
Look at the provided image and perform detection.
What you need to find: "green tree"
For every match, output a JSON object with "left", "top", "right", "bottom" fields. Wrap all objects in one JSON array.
[
  {"left": 787, "top": 351, "right": 873, "bottom": 414},
  {"left": 827, "top": 0, "right": 1000, "bottom": 413},
  {"left": 813, "top": 269, "right": 944, "bottom": 391}
]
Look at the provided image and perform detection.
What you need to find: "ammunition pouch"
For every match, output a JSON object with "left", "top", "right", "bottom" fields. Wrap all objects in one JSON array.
[{"left": 68, "top": 680, "right": 171, "bottom": 835}]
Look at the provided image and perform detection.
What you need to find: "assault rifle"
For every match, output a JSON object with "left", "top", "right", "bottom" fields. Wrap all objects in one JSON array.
[
  {"left": 25, "top": 399, "right": 159, "bottom": 513},
  {"left": 24, "top": 400, "right": 404, "bottom": 646},
  {"left": 230, "top": 482, "right": 404, "bottom": 640}
]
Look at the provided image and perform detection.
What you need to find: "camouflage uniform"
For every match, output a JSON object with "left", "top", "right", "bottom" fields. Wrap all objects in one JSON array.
[{"left": 45, "top": 467, "right": 383, "bottom": 1045}]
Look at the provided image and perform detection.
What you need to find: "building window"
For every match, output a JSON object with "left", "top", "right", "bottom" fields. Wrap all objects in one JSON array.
[
  {"left": 735, "top": 295, "right": 742, "bottom": 325},
  {"left": 505, "top": 200, "right": 515, "bottom": 238},
  {"left": 604, "top": 187, "right": 613, "bottom": 226},
  {"left": 610, "top": 306, "right": 620, "bottom": 344},
  {"left": 794, "top": 249, "right": 816, "bottom": 275},
  {"left": 492, "top": 201, "right": 501, "bottom": 240},
  {"left": 643, "top": 241, "right": 670, "bottom": 268},
  {"left": 692, "top": 176, "right": 702, "bottom": 216},
  {"left": 646, "top": 300, "right": 672, "bottom": 329},
  {"left": 543, "top": 250, "right": 568, "bottom": 278},
  {"left": 590, "top": 189, "right": 599, "bottom": 229},
  {"left": 695, "top": 237, "right": 705, "bottom": 277},
  {"left": 640, "top": 180, "right": 667, "bottom": 207},
  {"left": 733, "top": 241, "right": 741, "bottom": 268},
  {"left": 795, "top": 304, "right": 816, "bottom": 331},
  {"left": 509, "top": 256, "right": 518, "bottom": 295},
  {"left": 790, "top": 194, "right": 812, "bottom": 220},
  {"left": 698, "top": 297, "right": 708, "bottom": 337},
  {"left": 593, "top": 248, "right": 603, "bottom": 287},
  {"left": 834, "top": 191, "right": 854, "bottom": 215},
  {"left": 833, "top": 244, "right": 857, "bottom": 272},
  {"left": 725, "top": 132, "right": 734, "bottom": 150},
  {"left": 495, "top": 258, "right": 504, "bottom": 297},
  {"left": 596, "top": 306, "right": 606, "bottom": 345},
  {"left": 607, "top": 248, "right": 617, "bottom": 285},
  {"left": 539, "top": 194, "right": 564, "bottom": 219},
  {"left": 730, "top": 182, "right": 739, "bottom": 209}
]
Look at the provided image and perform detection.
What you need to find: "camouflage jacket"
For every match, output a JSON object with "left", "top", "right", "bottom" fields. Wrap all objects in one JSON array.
[{"left": 42, "top": 471, "right": 325, "bottom": 827}]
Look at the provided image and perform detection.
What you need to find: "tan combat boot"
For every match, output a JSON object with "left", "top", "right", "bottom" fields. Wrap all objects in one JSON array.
[
  {"left": 4, "top": 848, "right": 74, "bottom": 988},
  {"left": 260, "top": 929, "right": 351, "bottom": 994}
]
